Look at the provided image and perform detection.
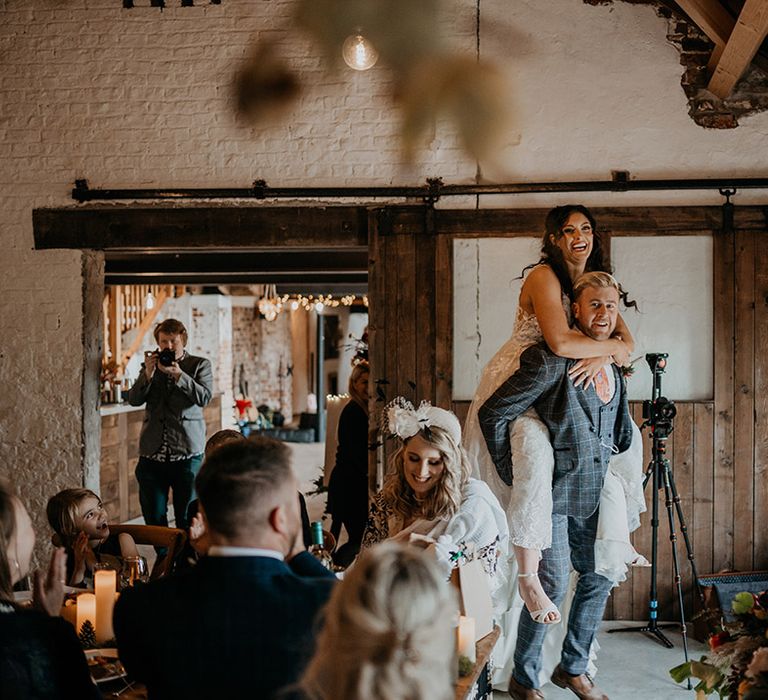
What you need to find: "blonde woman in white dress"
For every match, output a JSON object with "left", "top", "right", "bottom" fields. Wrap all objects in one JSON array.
[{"left": 462, "top": 204, "right": 646, "bottom": 689}]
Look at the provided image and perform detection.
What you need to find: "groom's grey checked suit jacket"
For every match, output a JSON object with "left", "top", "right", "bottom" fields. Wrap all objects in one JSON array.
[{"left": 477, "top": 342, "right": 634, "bottom": 519}]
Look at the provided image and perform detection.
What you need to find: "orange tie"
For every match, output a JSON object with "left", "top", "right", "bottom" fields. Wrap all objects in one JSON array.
[{"left": 594, "top": 368, "right": 611, "bottom": 404}]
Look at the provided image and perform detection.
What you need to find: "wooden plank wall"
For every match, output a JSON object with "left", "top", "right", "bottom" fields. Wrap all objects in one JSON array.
[{"left": 370, "top": 205, "right": 768, "bottom": 621}]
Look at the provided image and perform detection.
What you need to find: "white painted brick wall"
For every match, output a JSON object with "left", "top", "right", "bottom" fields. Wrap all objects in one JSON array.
[{"left": 2, "top": 0, "right": 768, "bottom": 559}]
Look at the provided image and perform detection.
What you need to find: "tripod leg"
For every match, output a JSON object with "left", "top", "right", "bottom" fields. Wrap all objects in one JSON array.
[
  {"left": 607, "top": 456, "right": 674, "bottom": 648},
  {"left": 666, "top": 467, "right": 707, "bottom": 611},
  {"left": 661, "top": 463, "right": 692, "bottom": 687}
]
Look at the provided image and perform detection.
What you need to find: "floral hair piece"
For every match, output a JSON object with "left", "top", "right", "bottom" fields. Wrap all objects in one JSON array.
[{"left": 384, "top": 397, "right": 462, "bottom": 446}]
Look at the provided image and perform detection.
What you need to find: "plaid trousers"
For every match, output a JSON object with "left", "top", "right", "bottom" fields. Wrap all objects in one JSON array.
[{"left": 512, "top": 510, "right": 613, "bottom": 689}]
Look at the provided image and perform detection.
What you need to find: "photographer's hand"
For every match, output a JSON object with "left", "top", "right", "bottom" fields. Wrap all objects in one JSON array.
[
  {"left": 144, "top": 351, "right": 158, "bottom": 381},
  {"left": 157, "top": 361, "right": 182, "bottom": 382}
]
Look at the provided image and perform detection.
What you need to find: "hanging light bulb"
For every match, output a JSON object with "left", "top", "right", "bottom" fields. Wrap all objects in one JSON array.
[
  {"left": 342, "top": 33, "right": 378, "bottom": 71},
  {"left": 145, "top": 291, "right": 155, "bottom": 310},
  {"left": 257, "top": 284, "right": 283, "bottom": 322}
]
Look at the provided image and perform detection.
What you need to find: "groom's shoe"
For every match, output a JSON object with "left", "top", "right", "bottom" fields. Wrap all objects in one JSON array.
[
  {"left": 508, "top": 676, "right": 544, "bottom": 699},
  {"left": 551, "top": 664, "right": 608, "bottom": 700}
]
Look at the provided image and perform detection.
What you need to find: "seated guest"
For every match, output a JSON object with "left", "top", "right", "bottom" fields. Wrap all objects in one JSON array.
[
  {"left": 183, "top": 428, "right": 246, "bottom": 562},
  {"left": 185, "top": 429, "right": 312, "bottom": 562},
  {"left": 46, "top": 488, "right": 139, "bottom": 587},
  {"left": 292, "top": 541, "right": 457, "bottom": 700},
  {"left": 0, "top": 481, "right": 100, "bottom": 699},
  {"left": 114, "top": 436, "right": 337, "bottom": 700},
  {"left": 362, "top": 399, "right": 508, "bottom": 584}
]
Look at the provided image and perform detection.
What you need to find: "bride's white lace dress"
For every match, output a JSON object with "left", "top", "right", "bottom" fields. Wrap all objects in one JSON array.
[{"left": 462, "top": 299, "right": 647, "bottom": 687}]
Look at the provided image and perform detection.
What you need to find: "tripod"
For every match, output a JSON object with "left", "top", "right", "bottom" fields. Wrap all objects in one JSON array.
[{"left": 608, "top": 354, "right": 706, "bottom": 669}]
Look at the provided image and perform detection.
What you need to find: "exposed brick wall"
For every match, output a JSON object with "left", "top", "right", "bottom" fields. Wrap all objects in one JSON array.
[
  {"left": 585, "top": 0, "right": 768, "bottom": 127},
  {"left": 3, "top": 0, "right": 768, "bottom": 566},
  {"left": 1, "top": 0, "right": 465, "bottom": 561},
  {"left": 231, "top": 305, "right": 293, "bottom": 422}
]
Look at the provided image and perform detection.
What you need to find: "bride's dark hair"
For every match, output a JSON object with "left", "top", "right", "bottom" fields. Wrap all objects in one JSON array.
[{"left": 522, "top": 204, "right": 636, "bottom": 309}]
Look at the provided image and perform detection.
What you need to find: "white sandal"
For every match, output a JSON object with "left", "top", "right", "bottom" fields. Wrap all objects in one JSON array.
[{"left": 518, "top": 573, "right": 561, "bottom": 624}]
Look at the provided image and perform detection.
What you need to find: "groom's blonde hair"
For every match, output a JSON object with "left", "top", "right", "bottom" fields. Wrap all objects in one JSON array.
[{"left": 573, "top": 271, "right": 621, "bottom": 300}]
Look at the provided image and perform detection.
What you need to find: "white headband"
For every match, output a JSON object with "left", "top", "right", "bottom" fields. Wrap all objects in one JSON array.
[{"left": 384, "top": 398, "right": 462, "bottom": 446}]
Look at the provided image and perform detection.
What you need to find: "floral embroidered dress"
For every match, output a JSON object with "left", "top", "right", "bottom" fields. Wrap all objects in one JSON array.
[
  {"left": 362, "top": 477, "right": 509, "bottom": 587},
  {"left": 463, "top": 296, "right": 646, "bottom": 580}
]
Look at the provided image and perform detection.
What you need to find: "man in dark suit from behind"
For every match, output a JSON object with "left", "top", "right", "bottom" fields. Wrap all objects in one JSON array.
[{"left": 114, "top": 436, "right": 336, "bottom": 700}]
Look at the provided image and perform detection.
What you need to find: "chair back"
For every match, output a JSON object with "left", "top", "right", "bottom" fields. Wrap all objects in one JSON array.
[{"left": 109, "top": 524, "right": 187, "bottom": 579}]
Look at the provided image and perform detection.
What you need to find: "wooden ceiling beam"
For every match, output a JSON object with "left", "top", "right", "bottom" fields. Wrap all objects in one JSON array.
[
  {"left": 675, "top": 0, "right": 735, "bottom": 67},
  {"left": 708, "top": 0, "right": 768, "bottom": 98}
]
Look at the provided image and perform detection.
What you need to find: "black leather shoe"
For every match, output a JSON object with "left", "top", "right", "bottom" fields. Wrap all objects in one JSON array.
[{"left": 508, "top": 675, "right": 544, "bottom": 699}]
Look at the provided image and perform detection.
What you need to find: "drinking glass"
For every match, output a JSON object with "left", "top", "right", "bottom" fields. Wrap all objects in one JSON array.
[{"left": 120, "top": 556, "right": 149, "bottom": 589}]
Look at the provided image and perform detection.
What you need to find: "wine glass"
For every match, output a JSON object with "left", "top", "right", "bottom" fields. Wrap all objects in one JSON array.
[{"left": 120, "top": 556, "right": 149, "bottom": 589}]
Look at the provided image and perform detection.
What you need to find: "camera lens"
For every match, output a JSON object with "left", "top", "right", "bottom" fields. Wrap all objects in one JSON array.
[
  {"left": 157, "top": 348, "right": 175, "bottom": 367},
  {"left": 657, "top": 397, "right": 677, "bottom": 420}
]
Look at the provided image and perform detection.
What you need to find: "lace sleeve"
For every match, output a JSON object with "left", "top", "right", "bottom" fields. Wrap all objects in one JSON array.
[{"left": 361, "top": 492, "right": 391, "bottom": 550}]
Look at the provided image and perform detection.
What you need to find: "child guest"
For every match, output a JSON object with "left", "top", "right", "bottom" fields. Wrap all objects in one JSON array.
[{"left": 47, "top": 489, "right": 138, "bottom": 587}]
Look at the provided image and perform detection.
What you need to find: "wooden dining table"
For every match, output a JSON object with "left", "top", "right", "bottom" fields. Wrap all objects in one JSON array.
[
  {"left": 455, "top": 625, "right": 501, "bottom": 700},
  {"left": 95, "top": 625, "right": 501, "bottom": 699}
]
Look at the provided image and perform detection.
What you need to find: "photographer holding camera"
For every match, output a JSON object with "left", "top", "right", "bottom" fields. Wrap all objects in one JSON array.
[{"left": 128, "top": 318, "right": 213, "bottom": 534}]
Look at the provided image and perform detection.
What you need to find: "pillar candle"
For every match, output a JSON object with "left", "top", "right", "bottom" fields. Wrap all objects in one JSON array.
[
  {"left": 94, "top": 569, "right": 117, "bottom": 643},
  {"left": 76, "top": 593, "right": 96, "bottom": 636},
  {"left": 457, "top": 616, "right": 476, "bottom": 663},
  {"left": 60, "top": 599, "right": 77, "bottom": 628}
]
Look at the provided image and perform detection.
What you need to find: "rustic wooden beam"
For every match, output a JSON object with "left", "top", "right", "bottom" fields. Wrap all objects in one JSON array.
[
  {"left": 33, "top": 206, "right": 368, "bottom": 250},
  {"left": 708, "top": 0, "right": 768, "bottom": 98},
  {"left": 675, "top": 0, "right": 735, "bottom": 67},
  {"left": 433, "top": 206, "right": 768, "bottom": 237}
]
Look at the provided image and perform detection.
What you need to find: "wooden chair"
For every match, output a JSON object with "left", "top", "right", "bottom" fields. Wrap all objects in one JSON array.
[{"left": 108, "top": 524, "right": 187, "bottom": 580}]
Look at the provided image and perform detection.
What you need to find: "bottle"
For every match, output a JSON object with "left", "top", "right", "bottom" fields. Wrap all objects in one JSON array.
[{"left": 308, "top": 521, "right": 333, "bottom": 570}]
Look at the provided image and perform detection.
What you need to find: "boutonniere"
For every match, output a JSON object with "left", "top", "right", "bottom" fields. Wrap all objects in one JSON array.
[{"left": 621, "top": 356, "right": 642, "bottom": 378}]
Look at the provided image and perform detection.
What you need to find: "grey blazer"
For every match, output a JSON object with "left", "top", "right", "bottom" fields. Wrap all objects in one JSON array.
[
  {"left": 478, "top": 342, "right": 633, "bottom": 519},
  {"left": 127, "top": 353, "right": 213, "bottom": 457}
]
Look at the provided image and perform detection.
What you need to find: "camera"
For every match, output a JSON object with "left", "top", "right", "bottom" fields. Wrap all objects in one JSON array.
[
  {"left": 642, "top": 353, "right": 676, "bottom": 439},
  {"left": 157, "top": 348, "right": 176, "bottom": 367}
]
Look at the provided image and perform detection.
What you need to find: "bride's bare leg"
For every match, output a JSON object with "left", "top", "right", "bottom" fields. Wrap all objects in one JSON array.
[{"left": 515, "top": 545, "right": 561, "bottom": 624}]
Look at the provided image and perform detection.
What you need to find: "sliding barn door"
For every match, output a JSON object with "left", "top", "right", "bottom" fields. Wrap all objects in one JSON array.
[{"left": 367, "top": 206, "right": 452, "bottom": 486}]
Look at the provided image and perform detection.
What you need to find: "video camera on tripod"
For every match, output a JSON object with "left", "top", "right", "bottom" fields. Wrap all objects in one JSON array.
[
  {"left": 610, "top": 352, "right": 705, "bottom": 685},
  {"left": 642, "top": 353, "right": 677, "bottom": 439}
]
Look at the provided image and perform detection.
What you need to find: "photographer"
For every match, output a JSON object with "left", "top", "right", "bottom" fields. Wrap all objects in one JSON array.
[{"left": 128, "top": 319, "right": 213, "bottom": 533}]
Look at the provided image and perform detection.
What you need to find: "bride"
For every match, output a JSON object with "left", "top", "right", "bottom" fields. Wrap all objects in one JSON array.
[{"left": 462, "top": 204, "right": 646, "bottom": 687}]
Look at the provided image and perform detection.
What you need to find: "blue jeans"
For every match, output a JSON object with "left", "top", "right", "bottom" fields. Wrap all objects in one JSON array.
[
  {"left": 512, "top": 510, "right": 614, "bottom": 689},
  {"left": 135, "top": 454, "right": 203, "bottom": 532}
]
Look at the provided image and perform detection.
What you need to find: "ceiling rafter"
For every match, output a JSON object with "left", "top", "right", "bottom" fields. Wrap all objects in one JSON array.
[
  {"left": 674, "top": 0, "right": 736, "bottom": 67},
  {"left": 708, "top": 0, "right": 768, "bottom": 97}
]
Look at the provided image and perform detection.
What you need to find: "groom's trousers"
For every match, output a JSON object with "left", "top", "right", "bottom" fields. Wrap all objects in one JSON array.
[{"left": 512, "top": 509, "right": 614, "bottom": 689}]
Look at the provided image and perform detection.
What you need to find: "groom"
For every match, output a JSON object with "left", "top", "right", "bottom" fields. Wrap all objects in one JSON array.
[{"left": 478, "top": 271, "right": 633, "bottom": 700}]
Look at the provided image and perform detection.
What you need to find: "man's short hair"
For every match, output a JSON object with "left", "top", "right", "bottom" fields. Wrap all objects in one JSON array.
[
  {"left": 204, "top": 429, "right": 245, "bottom": 459},
  {"left": 195, "top": 436, "right": 293, "bottom": 539},
  {"left": 573, "top": 271, "right": 620, "bottom": 300},
  {"left": 153, "top": 318, "right": 188, "bottom": 345}
]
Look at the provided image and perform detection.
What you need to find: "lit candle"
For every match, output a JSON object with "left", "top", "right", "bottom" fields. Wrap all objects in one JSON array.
[
  {"left": 76, "top": 593, "right": 96, "bottom": 636},
  {"left": 457, "top": 615, "right": 476, "bottom": 663},
  {"left": 60, "top": 599, "right": 77, "bottom": 628},
  {"left": 94, "top": 569, "right": 117, "bottom": 643}
]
